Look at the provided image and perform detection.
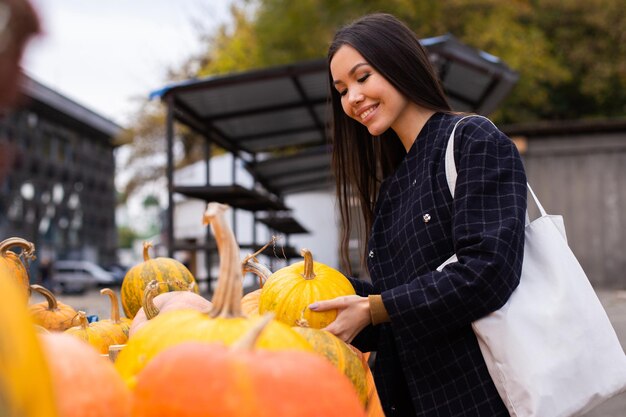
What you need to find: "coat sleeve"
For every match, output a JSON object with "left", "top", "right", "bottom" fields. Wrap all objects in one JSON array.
[{"left": 381, "top": 119, "right": 527, "bottom": 340}]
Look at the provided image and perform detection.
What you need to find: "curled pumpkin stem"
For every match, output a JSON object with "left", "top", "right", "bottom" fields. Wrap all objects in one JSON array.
[
  {"left": 100, "top": 288, "right": 122, "bottom": 324},
  {"left": 143, "top": 280, "right": 161, "bottom": 320}
]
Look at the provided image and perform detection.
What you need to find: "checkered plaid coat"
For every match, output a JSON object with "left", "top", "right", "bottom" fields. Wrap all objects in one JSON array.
[{"left": 350, "top": 112, "right": 527, "bottom": 416}]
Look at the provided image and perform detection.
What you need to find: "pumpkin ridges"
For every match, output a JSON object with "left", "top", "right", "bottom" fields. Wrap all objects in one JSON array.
[
  {"left": 0, "top": 237, "right": 36, "bottom": 300},
  {"left": 121, "top": 241, "right": 198, "bottom": 318},
  {"left": 29, "top": 284, "right": 78, "bottom": 331}
]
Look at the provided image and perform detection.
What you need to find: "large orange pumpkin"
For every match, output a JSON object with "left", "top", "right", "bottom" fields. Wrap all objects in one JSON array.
[
  {"left": 0, "top": 236, "right": 36, "bottom": 301},
  {"left": 115, "top": 203, "right": 313, "bottom": 388},
  {"left": 129, "top": 279, "right": 213, "bottom": 337},
  {"left": 29, "top": 284, "right": 78, "bottom": 331},
  {"left": 40, "top": 332, "right": 131, "bottom": 417},
  {"left": 258, "top": 248, "right": 356, "bottom": 328},
  {"left": 120, "top": 241, "right": 198, "bottom": 319},
  {"left": 0, "top": 262, "right": 58, "bottom": 417},
  {"left": 131, "top": 315, "right": 366, "bottom": 417}
]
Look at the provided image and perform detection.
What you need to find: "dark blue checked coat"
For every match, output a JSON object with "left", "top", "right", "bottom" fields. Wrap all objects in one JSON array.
[{"left": 350, "top": 112, "right": 527, "bottom": 417}]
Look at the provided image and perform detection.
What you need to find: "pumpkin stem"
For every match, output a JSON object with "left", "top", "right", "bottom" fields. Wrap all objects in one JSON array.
[
  {"left": 30, "top": 284, "right": 59, "bottom": 311},
  {"left": 100, "top": 288, "right": 122, "bottom": 323},
  {"left": 142, "top": 241, "right": 153, "bottom": 262},
  {"left": 143, "top": 280, "right": 161, "bottom": 320},
  {"left": 242, "top": 256, "right": 272, "bottom": 289},
  {"left": 203, "top": 202, "right": 243, "bottom": 318},
  {"left": 300, "top": 248, "right": 316, "bottom": 280},
  {"left": 232, "top": 313, "right": 274, "bottom": 351},
  {"left": 75, "top": 311, "right": 89, "bottom": 329}
]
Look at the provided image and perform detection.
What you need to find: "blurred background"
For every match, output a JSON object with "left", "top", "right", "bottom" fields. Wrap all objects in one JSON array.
[{"left": 2, "top": 1, "right": 625, "bottom": 294}]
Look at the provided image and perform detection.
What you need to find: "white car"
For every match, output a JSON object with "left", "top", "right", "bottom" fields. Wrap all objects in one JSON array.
[{"left": 52, "top": 260, "right": 116, "bottom": 294}]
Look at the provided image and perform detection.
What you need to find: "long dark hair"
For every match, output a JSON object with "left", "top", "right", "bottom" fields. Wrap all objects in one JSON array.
[{"left": 328, "top": 13, "right": 452, "bottom": 274}]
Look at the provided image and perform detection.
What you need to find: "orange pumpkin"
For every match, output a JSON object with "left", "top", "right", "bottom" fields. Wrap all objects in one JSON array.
[
  {"left": 129, "top": 279, "right": 213, "bottom": 337},
  {"left": 0, "top": 262, "right": 57, "bottom": 417},
  {"left": 120, "top": 241, "right": 198, "bottom": 319},
  {"left": 41, "top": 332, "right": 131, "bottom": 417},
  {"left": 0, "top": 236, "right": 36, "bottom": 300},
  {"left": 115, "top": 203, "right": 313, "bottom": 388},
  {"left": 29, "top": 284, "right": 78, "bottom": 331},
  {"left": 131, "top": 315, "right": 366, "bottom": 417},
  {"left": 64, "top": 311, "right": 127, "bottom": 354},
  {"left": 99, "top": 288, "right": 132, "bottom": 339},
  {"left": 259, "top": 248, "right": 356, "bottom": 328}
]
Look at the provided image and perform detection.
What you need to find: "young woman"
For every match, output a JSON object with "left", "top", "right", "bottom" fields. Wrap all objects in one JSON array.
[{"left": 309, "top": 13, "right": 527, "bottom": 416}]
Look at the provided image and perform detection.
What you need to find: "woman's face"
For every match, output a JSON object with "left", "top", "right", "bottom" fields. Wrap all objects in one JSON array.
[{"left": 330, "top": 44, "right": 413, "bottom": 139}]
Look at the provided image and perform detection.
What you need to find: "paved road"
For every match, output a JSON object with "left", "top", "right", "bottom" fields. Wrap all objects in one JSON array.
[{"left": 30, "top": 287, "right": 626, "bottom": 416}]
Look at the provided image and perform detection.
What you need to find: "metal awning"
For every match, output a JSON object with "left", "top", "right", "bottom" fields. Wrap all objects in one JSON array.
[{"left": 154, "top": 34, "right": 518, "bottom": 159}]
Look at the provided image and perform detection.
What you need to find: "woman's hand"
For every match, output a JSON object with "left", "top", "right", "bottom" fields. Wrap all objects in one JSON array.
[{"left": 309, "top": 295, "right": 371, "bottom": 344}]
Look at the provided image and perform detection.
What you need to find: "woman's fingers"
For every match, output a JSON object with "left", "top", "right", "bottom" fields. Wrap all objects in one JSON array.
[{"left": 308, "top": 296, "right": 350, "bottom": 312}]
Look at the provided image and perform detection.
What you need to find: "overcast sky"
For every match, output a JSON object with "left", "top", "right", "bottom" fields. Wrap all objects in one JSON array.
[{"left": 24, "top": 0, "right": 234, "bottom": 127}]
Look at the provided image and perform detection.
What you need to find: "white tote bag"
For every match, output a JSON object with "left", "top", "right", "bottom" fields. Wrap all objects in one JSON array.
[{"left": 438, "top": 116, "right": 626, "bottom": 417}]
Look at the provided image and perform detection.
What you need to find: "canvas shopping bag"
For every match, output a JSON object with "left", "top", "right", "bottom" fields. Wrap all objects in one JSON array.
[{"left": 438, "top": 116, "right": 626, "bottom": 417}]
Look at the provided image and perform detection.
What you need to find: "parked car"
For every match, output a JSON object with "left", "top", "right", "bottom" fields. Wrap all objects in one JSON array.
[
  {"left": 51, "top": 260, "right": 116, "bottom": 294},
  {"left": 101, "top": 263, "right": 127, "bottom": 285}
]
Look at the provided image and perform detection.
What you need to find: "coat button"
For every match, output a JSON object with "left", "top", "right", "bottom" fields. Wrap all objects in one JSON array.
[
  {"left": 369, "top": 250, "right": 374, "bottom": 258},
  {"left": 423, "top": 213, "right": 431, "bottom": 223},
  {"left": 412, "top": 179, "right": 417, "bottom": 186}
]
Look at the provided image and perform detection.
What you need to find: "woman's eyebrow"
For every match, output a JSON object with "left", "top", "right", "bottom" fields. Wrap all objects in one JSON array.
[{"left": 333, "top": 62, "right": 369, "bottom": 85}]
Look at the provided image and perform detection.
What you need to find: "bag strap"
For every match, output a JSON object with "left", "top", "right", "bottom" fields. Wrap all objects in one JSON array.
[{"left": 444, "top": 115, "right": 546, "bottom": 219}]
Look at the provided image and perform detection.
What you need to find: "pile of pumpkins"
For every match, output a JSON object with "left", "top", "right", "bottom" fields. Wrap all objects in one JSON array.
[{"left": 1, "top": 202, "right": 383, "bottom": 417}]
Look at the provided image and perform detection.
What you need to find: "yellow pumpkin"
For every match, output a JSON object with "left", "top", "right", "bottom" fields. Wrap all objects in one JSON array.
[
  {"left": 64, "top": 311, "right": 127, "bottom": 354},
  {"left": 29, "top": 284, "right": 78, "bottom": 331},
  {"left": 0, "top": 262, "right": 58, "bottom": 417},
  {"left": 115, "top": 203, "right": 313, "bottom": 389},
  {"left": 0, "top": 237, "right": 36, "bottom": 301},
  {"left": 258, "top": 248, "right": 355, "bottom": 328},
  {"left": 99, "top": 288, "right": 132, "bottom": 339},
  {"left": 293, "top": 323, "right": 368, "bottom": 405},
  {"left": 120, "top": 241, "right": 198, "bottom": 319}
]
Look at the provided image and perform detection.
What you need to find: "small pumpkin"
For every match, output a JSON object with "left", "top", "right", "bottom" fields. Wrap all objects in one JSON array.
[
  {"left": 99, "top": 288, "right": 132, "bottom": 338},
  {"left": 258, "top": 248, "right": 356, "bottom": 328},
  {"left": 115, "top": 203, "right": 313, "bottom": 389},
  {"left": 0, "top": 262, "right": 58, "bottom": 417},
  {"left": 29, "top": 284, "right": 78, "bottom": 331},
  {"left": 41, "top": 332, "right": 131, "bottom": 417},
  {"left": 293, "top": 317, "right": 368, "bottom": 406},
  {"left": 64, "top": 311, "right": 127, "bottom": 354},
  {"left": 131, "top": 314, "right": 366, "bottom": 417},
  {"left": 129, "top": 279, "right": 213, "bottom": 337},
  {"left": 120, "top": 241, "right": 198, "bottom": 319},
  {"left": 0, "top": 236, "right": 36, "bottom": 300}
]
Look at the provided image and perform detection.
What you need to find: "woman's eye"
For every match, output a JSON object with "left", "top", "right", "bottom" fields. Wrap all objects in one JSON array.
[
  {"left": 357, "top": 73, "right": 370, "bottom": 83},
  {"left": 339, "top": 89, "right": 348, "bottom": 97}
]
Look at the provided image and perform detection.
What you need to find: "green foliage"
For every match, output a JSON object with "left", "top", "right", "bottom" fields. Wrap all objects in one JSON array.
[
  {"left": 117, "top": 226, "right": 138, "bottom": 249},
  {"left": 121, "top": 0, "right": 625, "bottom": 196}
]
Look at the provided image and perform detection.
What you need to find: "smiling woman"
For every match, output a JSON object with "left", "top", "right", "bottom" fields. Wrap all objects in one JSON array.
[{"left": 313, "top": 13, "right": 528, "bottom": 417}]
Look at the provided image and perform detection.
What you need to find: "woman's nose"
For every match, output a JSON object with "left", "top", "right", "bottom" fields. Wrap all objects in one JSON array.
[{"left": 348, "top": 88, "right": 364, "bottom": 106}]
